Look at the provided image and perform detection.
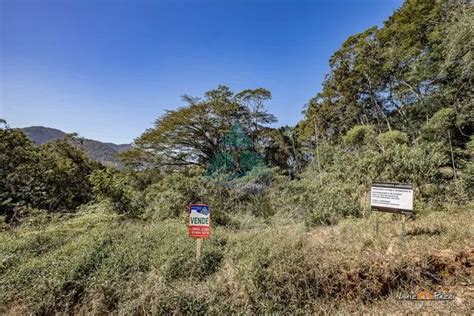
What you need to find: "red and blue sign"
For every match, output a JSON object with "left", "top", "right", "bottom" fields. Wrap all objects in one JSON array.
[{"left": 188, "top": 204, "right": 211, "bottom": 238}]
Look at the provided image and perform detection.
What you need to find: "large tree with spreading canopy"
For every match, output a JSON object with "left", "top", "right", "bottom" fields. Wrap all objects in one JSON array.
[{"left": 122, "top": 86, "right": 277, "bottom": 170}]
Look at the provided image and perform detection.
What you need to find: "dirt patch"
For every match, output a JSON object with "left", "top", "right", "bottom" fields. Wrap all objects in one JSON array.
[{"left": 424, "top": 247, "right": 473, "bottom": 284}]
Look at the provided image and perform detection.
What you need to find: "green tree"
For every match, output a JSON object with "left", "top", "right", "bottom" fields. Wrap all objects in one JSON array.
[
  {"left": 89, "top": 168, "right": 143, "bottom": 216},
  {"left": 128, "top": 86, "right": 276, "bottom": 170},
  {"left": 439, "top": 0, "right": 473, "bottom": 137},
  {"left": 0, "top": 126, "right": 98, "bottom": 222},
  {"left": 262, "top": 126, "right": 306, "bottom": 177},
  {"left": 235, "top": 88, "right": 276, "bottom": 144},
  {"left": 300, "top": 0, "right": 472, "bottom": 143},
  {"left": 206, "top": 123, "right": 265, "bottom": 178}
]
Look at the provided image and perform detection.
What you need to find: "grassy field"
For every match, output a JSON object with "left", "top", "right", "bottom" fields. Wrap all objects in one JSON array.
[{"left": 1, "top": 203, "right": 472, "bottom": 314}]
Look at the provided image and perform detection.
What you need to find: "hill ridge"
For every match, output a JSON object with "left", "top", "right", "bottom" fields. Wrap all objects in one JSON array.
[{"left": 21, "top": 126, "right": 131, "bottom": 167}]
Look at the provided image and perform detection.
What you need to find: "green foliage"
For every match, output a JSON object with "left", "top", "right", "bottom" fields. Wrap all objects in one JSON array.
[
  {"left": 1, "top": 1, "right": 473, "bottom": 314},
  {"left": 0, "top": 127, "right": 97, "bottom": 222},
  {"left": 440, "top": 1, "right": 473, "bottom": 134},
  {"left": 342, "top": 125, "right": 376, "bottom": 147},
  {"left": 377, "top": 130, "right": 409, "bottom": 148},
  {"left": 1, "top": 2, "right": 473, "bottom": 313},
  {"left": 420, "top": 108, "right": 469, "bottom": 180},
  {"left": 206, "top": 123, "right": 267, "bottom": 178},
  {"left": 270, "top": 122, "right": 470, "bottom": 226},
  {"left": 300, "top": 0, "right": 472, "bottom": 142},
  {"left": 143, "top": 168, "right": 274, "bottom": 226},
  {"left": 263, "top": 126, "right": 307, "bottom": 177},
  {"left": 295, "top": 0, "right": 473, "bottom": 222},
  {"left": 144, "top": 171, "right": 201, "bottom": 220},
  {"left": 1, "top": 205, "right": 472, "bottom": 314},
  {"left": 3, "top": 0, "right": 472, "bottom": 230},
  {"left": 269, "top": 154, "right": 364, "bottom": 227},
  {"left": 89, "top": 169, "right": 144, "bottom": 216},
  {"left": 305, "top": 184, "right": 362, "bottom": 226},
  {"left": 129, "top": 86, "right": 277, "bottom": 170},
  {"left": 422, "top": 108, "right": 457, "bottom": 142}
]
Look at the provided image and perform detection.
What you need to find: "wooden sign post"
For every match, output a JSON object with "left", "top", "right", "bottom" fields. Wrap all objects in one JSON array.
[
  {"left": 188, "top": 204, "right": 211, "bottom": 259},
  {"left": 195, "top": 238, "right": 202, "bottom": 259}
]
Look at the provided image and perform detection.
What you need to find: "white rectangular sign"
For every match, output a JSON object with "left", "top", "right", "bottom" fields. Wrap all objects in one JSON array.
[{"left": 371, "top": 182, "right": 413, "bottom": 212}]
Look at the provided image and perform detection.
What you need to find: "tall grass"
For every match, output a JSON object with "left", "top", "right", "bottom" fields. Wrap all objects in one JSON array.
[{"left": 1, "top": 203, "right": 472, "bottom": 314}]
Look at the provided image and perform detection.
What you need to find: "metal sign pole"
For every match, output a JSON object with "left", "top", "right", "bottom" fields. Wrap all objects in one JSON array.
[
  {"left": 400, "top": 214, "right": 406, "bottom": 242},
  {"left": 375, "top": 213, "right": 379, "bottom": 237}
]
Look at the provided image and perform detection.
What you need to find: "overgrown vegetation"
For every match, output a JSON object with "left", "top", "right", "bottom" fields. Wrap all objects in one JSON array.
[
  {"left": 0, "top": 0, "right": 472, "bottom": 313},
  {"left": 0, "top": 205, "right": 472, "bottom": 314},
  {"left": 0, "top": 127, "right": 99, "bottom": 223}
]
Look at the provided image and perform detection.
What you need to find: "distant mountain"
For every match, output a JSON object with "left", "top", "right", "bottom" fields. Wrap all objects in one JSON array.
[{"left": 22, "top": 126, "right": 132, "bottom": 167}]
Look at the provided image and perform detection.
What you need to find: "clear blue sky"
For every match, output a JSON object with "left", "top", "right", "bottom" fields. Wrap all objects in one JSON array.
[{"left": 1, "top": 0, "right": 402, "bottom": 144}]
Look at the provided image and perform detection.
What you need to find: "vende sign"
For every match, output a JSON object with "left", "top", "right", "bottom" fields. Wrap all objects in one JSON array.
[
  {"left": 188, "top": 204, "right": 211, "bottom": 238},
  {"left": 371, "top": 182, "right": 413, "bottom": 213}
]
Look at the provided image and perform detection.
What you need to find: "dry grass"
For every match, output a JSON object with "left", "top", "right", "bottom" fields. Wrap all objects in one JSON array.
[{"left": 0, "top": 204, "right": 472, "bottom": 314}]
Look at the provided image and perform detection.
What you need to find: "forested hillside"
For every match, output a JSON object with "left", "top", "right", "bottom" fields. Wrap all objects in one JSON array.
[
  {"left": 22, "top": 126, "right": 132, "bottom": 166},
  {"left": 0, "top": 0, "right": 472, "bottom": 313}
]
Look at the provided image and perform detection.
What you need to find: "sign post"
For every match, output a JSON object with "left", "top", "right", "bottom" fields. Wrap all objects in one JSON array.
[
  {"left": 370, "top": 182, "right": 413, "bottom": 240},
  {"left": 196, "top": 238, "right": 202, "bottom": 259},
  {"left": 188, "top": 204, "right": 211, "bottom": 259}
]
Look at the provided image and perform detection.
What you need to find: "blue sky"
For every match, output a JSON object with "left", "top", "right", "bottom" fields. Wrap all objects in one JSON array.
[{"left": 1, "top": 0, "right": 402, "bottom": 144}]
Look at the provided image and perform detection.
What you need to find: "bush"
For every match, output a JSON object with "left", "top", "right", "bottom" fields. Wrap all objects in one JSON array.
[
  {"left": 1, "top": 205, "right": 473, "bottom": 314},
  {"left": 144, "top": 172, "right": 203, "bottom": 220},
  {"left": 0, "top": 128, "right": 98, "bottom": 222},
  {"left": 269, "top": 165, "right": 363, "bottom": 227},
  {"left": 304, "top": 185, "right": 361, "bottom": 226},
  {"left": 377, "top": 130, "right": 409, "bottom": 148},
  {"left": 422, "top": 108, "right": 456, "bottom": 142},
  {"left": 268, "top": 124, "right": 469, "bottom": 226},
  {"left": 90, "top": 169, "right": 144, "bottom": 216},
  {"left": 143, "top": 169, "right": 275, "bottom": 226},
  {"left": 342, "top": 125, "right": 376, "bottom": 147}
]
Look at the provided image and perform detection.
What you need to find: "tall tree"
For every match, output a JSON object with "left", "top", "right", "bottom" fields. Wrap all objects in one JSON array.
[
  {"left": 127, "top": 86, "right": 277, "bottom": 169},
  {"left": 235, "top": 88, "right": 276, "bottom": 144},
  {"left": 206, "top": 123, "right": 265, "bottom": 178},
  {"left": 438, "top": 0, "right": 473, "bottom": 137},
  {"left": 300, "top": 0, "right": 471, "bottom": 144},
  {"left": 378, "top": 0, "right": 445, "bottom": 132}
]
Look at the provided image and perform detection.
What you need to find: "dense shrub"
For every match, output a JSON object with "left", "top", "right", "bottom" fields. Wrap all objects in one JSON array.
[
  {"left": 89, "top": 169, "right": 144, "bottom": 216},
  {"left": 2, "top": 206, "right": 471, "bottom": 314},
  {"left": 342, "top": 125, "right": 376, "bottom": 147},
  {"left": 268, "top": 123, "right": 472, "bottom": 226},
  {"left": 269, "top": 163, "right": 363, "bottom": 227},
  {"left": 377, "top": 130, "right": 409, "bottom": 148},
  {"left": 140, "top": 165, "right": 274, "bottom": 226},
  {"left": 143, "top": 170, "right": 206, "bottom": 220},
  {"left": 0, "top": 128, "right": 98, "bottom": 222}
]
